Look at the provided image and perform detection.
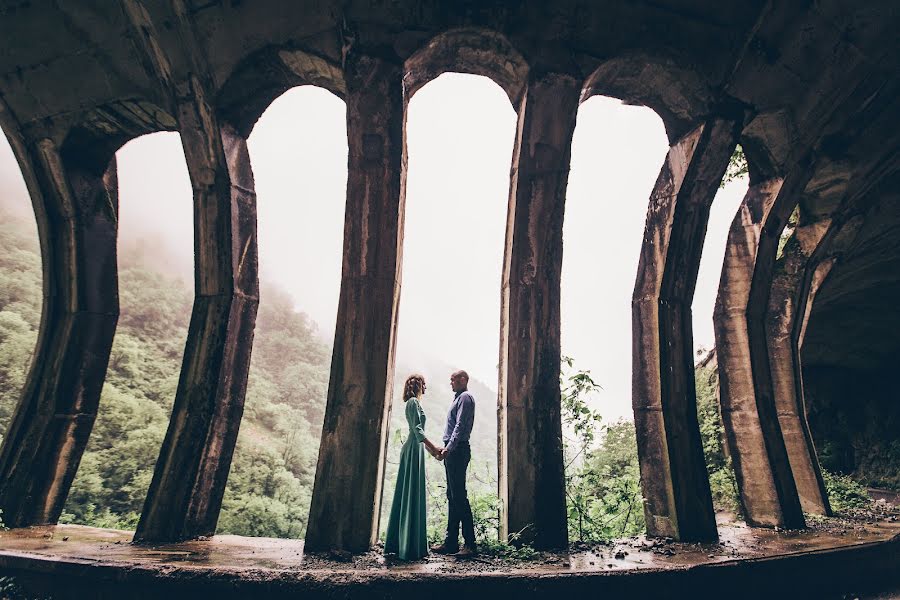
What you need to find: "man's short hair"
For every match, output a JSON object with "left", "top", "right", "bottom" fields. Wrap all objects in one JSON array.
[{"left": 452, "top": 370, "right": 469, "bottom": 382}]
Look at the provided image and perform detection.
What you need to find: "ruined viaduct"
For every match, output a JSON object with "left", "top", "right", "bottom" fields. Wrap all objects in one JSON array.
[{"left": 0, "top": 0, "right": 897, "bottom": 567}]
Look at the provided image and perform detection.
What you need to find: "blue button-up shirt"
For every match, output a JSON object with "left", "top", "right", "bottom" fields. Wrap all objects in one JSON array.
[{"left": 443, "top": 390, "right": 475, "bottom": 452}]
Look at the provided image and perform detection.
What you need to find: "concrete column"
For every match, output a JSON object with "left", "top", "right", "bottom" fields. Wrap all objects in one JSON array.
[
  {"left": 714, "top": 172, "right": 808, "bottom": 529},
  {"left": 766, "top": 222, "right": 833, "bottom": 515},
  {"left": 305, "top": 54, "right": 404, "bottom": 552},
  {"left": 498, "top": 73, "right": 580, "bottom": 550},
  {"left": 0, "top": 119, "right": 119, "bottom": 527},
  {"left": 632, "top": 118, "right": 739, "bottom": 542},
  {"left": 134, "top": 77, "right": 259, "bottom": 542}
]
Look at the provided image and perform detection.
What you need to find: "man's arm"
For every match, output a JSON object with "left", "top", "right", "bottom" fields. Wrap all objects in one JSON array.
[{"left": 444, "top": 392, "right": 475, "bottom": 453}]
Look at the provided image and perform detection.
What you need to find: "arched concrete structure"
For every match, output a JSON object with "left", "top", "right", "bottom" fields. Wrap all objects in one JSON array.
[
  {"left": 581, "top": 53, "right": 714, "bottom": 144},
  {"left": 631, "top": 117, "right": 740, "bottom": 542},
  {"left": 498, "top": 71, "right": 581, "bottom": 549},
  {"left": 119, "top": 2, "right": 262, "bottom": 543},
  {"left": 582, "top": 52, "right": 738, "bottom": 542},
  {"left": 0, "top": 107, "right": 120, "bottom": 528},
  {"left": 0, "top": 1, "right": 898, "bottom": 559},
  {"left": 713, "top": 165, "right": 811, "bottom": 528},
  {"left": 216, "top": 47, "right": 346, "bottom": 138},
  {"left": 715, "top": 65, "right": 900, "bottom": 527},
  {"left": 304, "top": 53, "right": 405, "bottom": 552},
  {"left": 403, "top": 28, "right": 529, "bottom": 107}
]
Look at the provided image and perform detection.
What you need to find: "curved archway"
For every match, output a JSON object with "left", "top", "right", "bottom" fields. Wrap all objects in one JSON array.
[
  {"left": 218, "top": 85, "right": 347, "bottom": 539},
  {"left": 561, "top": 95, "right": 669, "bottom": 540},
  {"left": 563, "top": 95, "right": 669, "bottom": 423},
  {"left": 581, "top": 55, "right": 742, "bottom": 542},
  {"left": 380, "top": 72, "right": 516, "bottom": 546},
  {"left": 581, "top": 53, "right": 714, "bottom": 143},
  {"left": 305, "top": 30, "right": 531, "bottom": 552},
  {"left": 62, "top": 131, "right": 193, "bottom": 530},
  {"left": 216, "top": 47, "right": 346, "bottom": 138},
  {"left": 0, "top": 113, "right": 123, "bottom": 528},
  {"left": 403, "top": 28, "right": 529, "bottom": 107},
  {"left": 711, "top": 106, "right": 857, "bottom": 528}
]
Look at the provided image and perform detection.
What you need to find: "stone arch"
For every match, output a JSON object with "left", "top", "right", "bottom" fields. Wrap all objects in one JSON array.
[
  {"left": 581, "top": 53, "right": 715, "bottom": 144},
  {"left": 216, "top": 85, "right": 347, "bottom": 539},
  {"left": 56, "top": 98, "right": 179, "bottom": 176},
  {"left": 0, "top": 103, "right": 128, "bottom": 528},
  {"left": 584, "top": 52, "right": 741, "bottom": 541},
  {"left": 216, "top": 46, "right": 347, "bottom": 138},
  {"left": 403, "top": 28, "right": 530, "bottom": 107},
  {"left": 797, "top": 165, "right": 900, "bottom": 494},
  {"left": 713, "top": 94, "right": 898, "bottom": 526}
]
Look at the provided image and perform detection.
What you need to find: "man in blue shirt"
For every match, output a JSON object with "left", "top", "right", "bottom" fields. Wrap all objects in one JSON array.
[{"left": 431, "top": 370, "right": 477, "bottom": 556}]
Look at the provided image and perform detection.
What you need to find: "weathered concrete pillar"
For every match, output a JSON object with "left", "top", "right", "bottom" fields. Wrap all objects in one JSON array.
[
  {"left": 498, "top": 73, "right": 580, "bottom": 549},
  {"left": 714, "top": 172, "right": 808, "bottom": 529},
  {"left": 632, "top": 117, "right": 739, "bottom": 542},
  {"left": 766, "top": 221, "right": 833, "bottom": 515},
  {"left": 134, "top": 78, "right": 259, "bottom": 542},
  {"left": 0, "top": 108, "right": 119, "bottom": 527},
  {"left": 305, "top": 54, "right": 404, "bottom": 552}
]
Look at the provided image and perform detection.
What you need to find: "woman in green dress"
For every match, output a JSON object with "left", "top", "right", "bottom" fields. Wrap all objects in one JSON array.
[{"left": 385, "top": 374, "right": 440, "bottom": 560}]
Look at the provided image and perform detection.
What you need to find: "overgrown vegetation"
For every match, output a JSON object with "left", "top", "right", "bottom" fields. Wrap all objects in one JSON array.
[
  {"left": 0, "top": 207, "right": 881, "bottom": 547},
  {"left": 561, "top": 357, "right": 644, "bottom": 541},
  {"left": 558, "top": 357, "right": 742, "bottom": 543},
  {"left": 0, "top": 212, "right": 328, "bottom": 537},
  {"left": 695, "top": 361, "right": 742, "bottom": 515},
  {"left": 822, "top": 469, "right": 871, "bottom": 512}
]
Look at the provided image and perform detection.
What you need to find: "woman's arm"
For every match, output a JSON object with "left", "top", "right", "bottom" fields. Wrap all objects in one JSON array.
[
  {"left": 411, "top": 398, "right": 439, "bottom": 456},
  {"left": 423, "top": 437, "right": 439, "bottom": 457}
]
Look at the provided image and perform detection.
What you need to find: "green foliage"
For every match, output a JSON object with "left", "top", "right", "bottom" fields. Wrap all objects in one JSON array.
[
  {"left": 776, "top": 205, "right": 801, "bottom": 261},
  {"left": 0, "top": 218, "right": 41, "bottom": 431},
  {"left": 576, "top": 421, "right": 646, "bottom": 540},
  {"left": 561, "top": 358, "right": 645, "bottom": 542},
  {"left": 477, "top": 537, "right": 539, "bottom": 561},
  {"left": 558, "top": 358, "right": 742, "bottom": 543},
  {"left": 0, "top": 210, "right": 330, "bottom": 538},
  {"left": 695, "top": 362, "right": 741, "bottom": 514},
  {"left": 561, "top": 356, "right": 605, "bottom": 451},
  {"left": 721, "top": 145, "right": 749, "bottom": 188},
  {"left": 822, "top": 469, "right": 871, "bottom": 513}
]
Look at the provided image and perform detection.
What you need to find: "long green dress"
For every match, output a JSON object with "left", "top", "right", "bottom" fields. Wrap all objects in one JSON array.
[{"left": 385, "top": 396, "right": 428, "bottom": 560}]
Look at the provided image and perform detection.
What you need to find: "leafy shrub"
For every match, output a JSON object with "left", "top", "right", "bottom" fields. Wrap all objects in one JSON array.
[{"left": 822, "top": 469, "right": 871, "bottom": 512}]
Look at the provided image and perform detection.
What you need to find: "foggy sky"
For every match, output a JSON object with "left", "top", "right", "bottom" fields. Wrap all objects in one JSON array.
[{"left": 0, "top": 73, "right": 748, "bottom": 422}]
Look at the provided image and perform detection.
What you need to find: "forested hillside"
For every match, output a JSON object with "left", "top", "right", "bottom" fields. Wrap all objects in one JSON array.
[
  {"left": 0, "top": 208, "right": 501, "bottom": 539},
  {"left": 0, "top": 210, "right": 331, "bottom": 537}
]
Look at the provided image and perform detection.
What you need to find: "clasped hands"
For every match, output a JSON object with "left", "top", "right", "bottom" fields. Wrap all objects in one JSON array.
[{"left": 429, "top": 446, "right": 448, "bottom": 461}]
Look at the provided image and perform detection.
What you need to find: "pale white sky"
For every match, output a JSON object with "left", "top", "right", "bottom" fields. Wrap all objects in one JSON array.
[{"left": 0, "top": 73, "right": 747, "bottom": 422}]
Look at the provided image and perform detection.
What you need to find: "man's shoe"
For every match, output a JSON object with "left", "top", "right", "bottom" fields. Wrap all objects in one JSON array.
[
  {"left": 430, "top": 542, "right": 458, "bottom": 555},
  {"left": 452, "top": 544, "right": 478, "bottom": 558}
]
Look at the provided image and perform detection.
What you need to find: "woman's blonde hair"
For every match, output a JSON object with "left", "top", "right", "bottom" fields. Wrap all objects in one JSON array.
[{"left": 403, "top": 374, "right": 426, "bottom": 401}]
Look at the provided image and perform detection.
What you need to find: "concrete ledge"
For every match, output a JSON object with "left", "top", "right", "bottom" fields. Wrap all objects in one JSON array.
[{"left": 0, "top": 527, "right": 898, "bottom": 599}]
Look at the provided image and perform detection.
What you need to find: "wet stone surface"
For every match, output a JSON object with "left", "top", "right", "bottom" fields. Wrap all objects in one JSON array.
[{"left": 0, "top": 506, "right": 897, "bottom": 579}]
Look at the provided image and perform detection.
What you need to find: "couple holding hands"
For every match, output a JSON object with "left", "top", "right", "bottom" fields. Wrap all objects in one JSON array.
[{"left": 384, "top": 370, "right": 477, "bottom": 560}]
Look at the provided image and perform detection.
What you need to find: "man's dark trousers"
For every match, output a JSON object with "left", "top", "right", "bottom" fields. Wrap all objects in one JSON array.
[{"left": 444, "top": 441, "right": 475, "bottom": 549}]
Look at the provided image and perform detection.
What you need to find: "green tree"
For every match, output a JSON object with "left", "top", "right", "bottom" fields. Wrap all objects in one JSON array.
[{"left": 721, "top": 145, "right": 749, "bottom": 187}]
